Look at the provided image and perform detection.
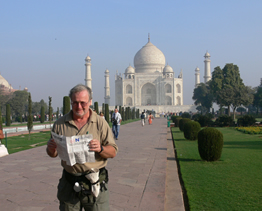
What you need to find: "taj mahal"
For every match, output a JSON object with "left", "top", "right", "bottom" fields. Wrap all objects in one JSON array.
[{"left": 84, "top": 36, "right": 212, "bottom": 114}]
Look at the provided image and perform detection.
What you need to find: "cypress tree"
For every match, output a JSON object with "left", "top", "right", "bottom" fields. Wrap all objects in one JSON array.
[
  {"left": 119, "top": 106, "right": 122, "bottom": 116},
  {"left": 94, "top": 102, "right": 99, "bottom": 114},
  {"left": 48, "top": 96, "right": 52, "bottom": 123},
  {"left": 27, "top": 92, "right": 33, "bottom": 139},
  {"left": 0, "top": 106, "right": 2, "bottom": 127},
  {"left": 105, "top": 104, "right": 109, "bottom": 123},
  {"left": 63, "top": 96, "right": 70, "bottom": 115},
  {"left": 122, "top": 107, "right": 125, "bottom": 121},
  {"left": 56, "top": 107, "right": 59, "bottom": 120},
  {"left": 102, "top": 103, "right": 105, "bottom": 114},
  {"left": 6, "top": 104, "right": 11, "bottom": 126},
  {"left": 40, "top": 106, "right": 45, "bottom": 123}
]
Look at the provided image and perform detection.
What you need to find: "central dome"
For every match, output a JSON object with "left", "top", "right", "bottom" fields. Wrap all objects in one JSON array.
[{"left": 134, "top": 39, "right": 166, "bottom": 73}]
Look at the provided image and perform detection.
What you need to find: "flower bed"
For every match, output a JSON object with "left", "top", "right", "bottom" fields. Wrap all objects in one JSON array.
[{"left": 235, "top": 126, "right": 262, "bottom": 134}]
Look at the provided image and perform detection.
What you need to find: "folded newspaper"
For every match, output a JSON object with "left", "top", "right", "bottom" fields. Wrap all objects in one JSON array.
[{"left": 51, "top": 132, "right": 95, "bottom": 166}]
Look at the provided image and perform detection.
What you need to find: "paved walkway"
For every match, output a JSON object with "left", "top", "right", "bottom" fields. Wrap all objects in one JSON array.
[{"left": 0, "top": 118, "right": 184, "bottom": 211}]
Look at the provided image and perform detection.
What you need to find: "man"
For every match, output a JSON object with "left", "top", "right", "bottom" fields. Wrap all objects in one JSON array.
[
  {"left": 111, "top": 108, "right": 122, "bottom": 140},
  {"left": 46, "top": 84, "right": 118, "bottom": 211},
  {"left": 140, "top": 112, "right": 145, "bottom": 126}
]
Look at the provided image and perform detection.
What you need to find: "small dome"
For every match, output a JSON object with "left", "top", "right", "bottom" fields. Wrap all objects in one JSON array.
[
  {"left": 105, "top": 69, "right": 109, "bottom": 73},
  {"left": 24, "top": 87, "right": 28, "bottom": 91},
  {"left": 163, "top": 65, "right": 173, "bottom": 73},
  {"left": 204, "top": 52, "right": 210, "bottom": 57},
  {"left": 195, "top": 67, "right": 200, "bottom": 72},
  {"left": 125, "top": 65, "right": 135, "bottom": 74},
  {"left": 85, "top": 55, "right": 91, "bottom": 61}
]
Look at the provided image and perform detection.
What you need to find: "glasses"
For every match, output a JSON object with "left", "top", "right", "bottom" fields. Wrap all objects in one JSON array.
[{"left": 71, "top": 101, "right": 88, "bottom": 107}]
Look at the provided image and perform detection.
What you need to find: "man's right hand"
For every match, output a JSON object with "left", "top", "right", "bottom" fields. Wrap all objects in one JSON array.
[{"left": 46, "top": 138, "right": 58, "bottom": 157}]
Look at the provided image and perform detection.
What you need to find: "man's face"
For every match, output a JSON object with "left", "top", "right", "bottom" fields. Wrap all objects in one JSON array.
[
  {"left": 71, "top": 90, "right": 92, "bottom": 118},
  {"left": 114, "top": 109, "right": 118, "bottom": 113}
]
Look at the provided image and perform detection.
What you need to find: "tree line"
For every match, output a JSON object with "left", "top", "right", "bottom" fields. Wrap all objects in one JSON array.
[
  {"left": 192, "top": 63, "right": 262, "bottom": 119},
  {"left": 0, "top": 91, "right": 141, "bottom": 127}
]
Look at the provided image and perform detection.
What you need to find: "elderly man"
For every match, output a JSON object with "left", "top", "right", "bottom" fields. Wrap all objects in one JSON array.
[
  {"left": 111, "top": 108, "right": 122, "bottom": 140},
  {"left": 46, "top": 84, "right": 118, "bottom": 211}
]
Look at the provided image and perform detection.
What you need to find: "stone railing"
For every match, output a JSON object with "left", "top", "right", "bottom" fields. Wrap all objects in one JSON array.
[{"left": 3, "top": 124, "right": 53, "bottom": 134}]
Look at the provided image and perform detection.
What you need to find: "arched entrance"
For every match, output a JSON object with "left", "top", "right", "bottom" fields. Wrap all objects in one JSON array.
[{"left": 141, "top": 83, "right": 156, "bottom": 105}]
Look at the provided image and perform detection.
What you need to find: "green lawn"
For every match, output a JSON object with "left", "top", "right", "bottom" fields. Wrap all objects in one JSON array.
[
  {"left": 172, "top": 127, "right": 262, "bottom": 211},
  {"left": 3, "top": 131, "right": 51, "bottom": 154}
]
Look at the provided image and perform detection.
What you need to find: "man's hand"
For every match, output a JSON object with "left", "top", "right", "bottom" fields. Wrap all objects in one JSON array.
[
  {"left": 89, "top": 139, "right": 102, "bottom": 153},
  {"left": 46, "top": 138, "right": 58, "bottom": 157}
]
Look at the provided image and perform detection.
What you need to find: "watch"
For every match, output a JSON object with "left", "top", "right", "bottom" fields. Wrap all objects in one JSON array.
[{"left": 98, "top": 145, "right": 104, "bottom": 154}]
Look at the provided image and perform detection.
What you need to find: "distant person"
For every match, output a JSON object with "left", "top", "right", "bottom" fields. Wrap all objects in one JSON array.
[
  {"left": 99, "top": 112, "right": 105, "bottom": 119},
  {"left": 141, "top": 112, "right": 146, "bottom": 126},
  {"left": 46, "top": 84, "right": 118, "bottom": 210},
  {"left": 148, "top": 113, "right": 154, "bottom": 125},
  {"left": 112, "top": 108, "right": 122, "bottom": 140}
]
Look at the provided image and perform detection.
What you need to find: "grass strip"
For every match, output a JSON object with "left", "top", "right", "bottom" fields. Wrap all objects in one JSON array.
[{"left": 172, "top": 127, "right": 262, "bottom": 211}]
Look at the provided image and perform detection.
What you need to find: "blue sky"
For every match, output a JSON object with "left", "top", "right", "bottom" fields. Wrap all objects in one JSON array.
[{"left": 1, "top": 0, "right": 262, "bottom": 110}]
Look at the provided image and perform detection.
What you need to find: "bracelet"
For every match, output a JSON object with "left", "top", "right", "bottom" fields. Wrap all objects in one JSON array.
[{"left": 98, "top": 145, "right": 104, "bottom": 154}]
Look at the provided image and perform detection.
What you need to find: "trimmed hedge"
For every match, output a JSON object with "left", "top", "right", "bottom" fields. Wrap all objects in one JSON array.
[
  {"left": 183, "top": 121, "right": 201, "bottom": 140},
  {"left": 179, "top": 118, "right": 191, "bottom": 132},
  {"left": 198, "top": 127, "right": 224, "bottom": 161}
]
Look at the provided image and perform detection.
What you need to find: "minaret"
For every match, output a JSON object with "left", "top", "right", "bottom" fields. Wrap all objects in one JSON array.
[
  {"left": 204, "top": 52, "right": 211, "bottom": 83},
  {"left": 195, "top": 67, "right": 200, "bottom": 87},
  {"left": 104, "top": 69, "right": 110, "bottom": 105},
  {"left": 85, "top": 55, "right": 92, "bottom": 89}
]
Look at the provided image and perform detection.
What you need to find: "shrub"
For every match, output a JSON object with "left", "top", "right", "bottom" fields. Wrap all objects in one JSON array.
[
  {"left": 174, "top": 117, "right": 182, "bottom": 127},
  {"left": 215, "top": 115, "right": 234, "bottom": 127},
  {"left": 198, "top": 128, "right": 224, "bottom": 161},
  {"left": 179, "top": 118, "right": 191, "bottom": 132},
  {"left": 237, "top": 115, "right": 256, "bottom": 127},
  {"left": 183, "top": 121, "right": 201, "bottom": 140},
  {"left": 194, "top": 114, "right": 212, "bottom": 127},
  {"left": 181, "top": 112, "right": 191, "bottom": 119}
]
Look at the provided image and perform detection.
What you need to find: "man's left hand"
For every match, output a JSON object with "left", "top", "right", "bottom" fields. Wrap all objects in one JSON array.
[{"left": 89, "top": 139, "right": 102, "bottom": 153}]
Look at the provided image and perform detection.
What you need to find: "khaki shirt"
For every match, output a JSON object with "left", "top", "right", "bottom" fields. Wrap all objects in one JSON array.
[{"left": 52, "top": 109, "right": 118, "bottom": 174}]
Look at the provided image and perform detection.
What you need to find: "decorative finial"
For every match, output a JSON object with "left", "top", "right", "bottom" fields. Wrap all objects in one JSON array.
[{"left": 148, "top": 33, "right": 150, "bottom": 43}]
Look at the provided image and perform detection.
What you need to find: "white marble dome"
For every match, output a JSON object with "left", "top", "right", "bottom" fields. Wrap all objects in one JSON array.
[
  {"left": 204, "top": 52, "right": 210, "bottom": 57},
  {"left": 105, "top": 69, "right": 109, "bottom": 73},
  {"left": 163, "top": 65, "right": 173, "bottom": 73},
  {"left": 0, "top": 74, "right": 13, "bottom": 89},
  {"left": 125, "top": 65, "right": 135, "bottom": 74},
  {"left": 134, "top": 39, "right": 166, "bottom": 73}
]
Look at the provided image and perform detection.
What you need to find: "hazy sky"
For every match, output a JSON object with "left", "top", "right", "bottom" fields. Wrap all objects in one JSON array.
[{"left": 1, "top": 0, "right": 262, "bottom": 110}]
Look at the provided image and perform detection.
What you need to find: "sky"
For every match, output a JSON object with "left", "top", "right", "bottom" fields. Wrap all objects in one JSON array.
[{"left": 1, "top": 0, "right": 262, "bottom": 111}]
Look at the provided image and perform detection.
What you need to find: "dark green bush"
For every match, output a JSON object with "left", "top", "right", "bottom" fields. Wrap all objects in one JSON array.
[
  {"left": 237, "top": 115, "right": 256, "bottom": 126},
  {"left": 181, "top": 112, "right": 191, "bottom": 119},
  {"left": 179, "top": 118, "right": 191, "bottom": 132},
  {"left": 183, "top": 121, "right": 201, "bottom": 140},
  {"left": 174, "top": 117, "right": 182, "bottom": 128},
  {"left": 215, "top": 115, "right": 234, "bottom": 127},
  {"left": 198, "top": 128, "right": 224, "bottom": 161},
  {"left": 194, "top": 114, "right": 212, "bottom": 127}
]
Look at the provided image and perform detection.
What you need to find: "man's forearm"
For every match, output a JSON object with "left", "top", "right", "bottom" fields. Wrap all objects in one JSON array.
[{"left": 99, "top": 145, "right": 116, "bottom": 158}]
